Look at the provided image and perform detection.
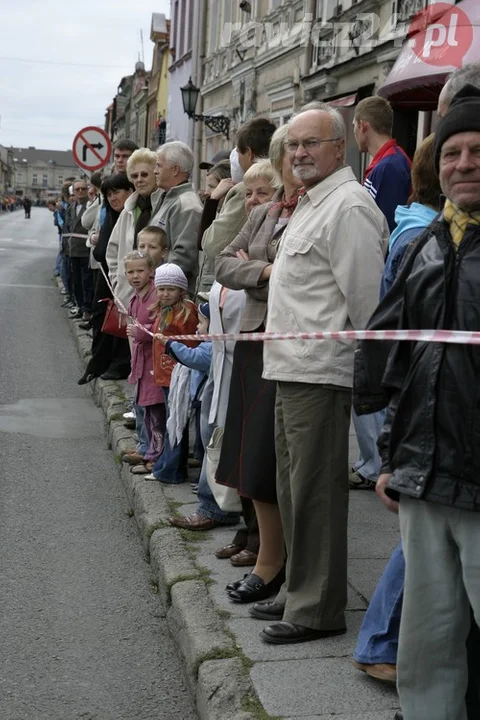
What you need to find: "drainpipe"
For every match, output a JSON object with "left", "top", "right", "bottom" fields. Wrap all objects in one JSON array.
[
  {"left": 302, "top": 0, "right": 316, "bottom": 104},
  {"left": 191, "top": 0, "right": 206, "bottom": 191}
]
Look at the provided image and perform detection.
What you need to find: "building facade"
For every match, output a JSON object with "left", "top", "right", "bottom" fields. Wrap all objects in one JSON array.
[
  {"left": 167, "top": 0, "right": 197, "bottom": 146},
  {"left": 199, "top": 0, "right": 454, "bottom": 175},
  {"left": 0, "top": 145, "right": 13, "bottom": 195},
  {"left": 9, "top": 147, "right": 78, "bottom": 201},
  {"left": 147, "top": 13, "right": 170, "bottom": 150}
]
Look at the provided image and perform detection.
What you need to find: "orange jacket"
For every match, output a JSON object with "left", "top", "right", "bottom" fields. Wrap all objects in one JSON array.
[{"left": 152, "top": 300, "right": 199, "bottom": 387}]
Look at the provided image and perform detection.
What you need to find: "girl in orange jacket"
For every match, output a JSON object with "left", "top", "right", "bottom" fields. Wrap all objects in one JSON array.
[{"left": 147, "top": 263, "right": 198, "bottom": 483}]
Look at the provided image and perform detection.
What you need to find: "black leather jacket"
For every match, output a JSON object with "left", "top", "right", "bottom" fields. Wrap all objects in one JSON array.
[{"left": 371, "top": 218, "right": 480, "bottom": 512}]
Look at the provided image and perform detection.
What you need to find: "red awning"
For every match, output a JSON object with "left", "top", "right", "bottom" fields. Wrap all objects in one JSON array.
[
  {"left": 378, "top": 0, "right": 480, "bottom": 109},
  {"left": 328, "top": 93, "right": 358, "bottom": 107}
]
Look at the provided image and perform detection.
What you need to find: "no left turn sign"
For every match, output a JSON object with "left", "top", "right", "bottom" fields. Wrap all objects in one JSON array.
[{"left": 72, "top": 126, "right": 112, "bottom": 172}]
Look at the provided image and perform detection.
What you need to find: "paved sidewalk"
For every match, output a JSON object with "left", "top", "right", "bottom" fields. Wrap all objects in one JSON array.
[{"left": 67, "top": 302, "right": 400, "bottom": 720}]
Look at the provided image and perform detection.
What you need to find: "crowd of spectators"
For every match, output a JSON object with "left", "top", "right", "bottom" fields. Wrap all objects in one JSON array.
[{"left": 49, "top": 62, "right": 480, "bottom": 720}]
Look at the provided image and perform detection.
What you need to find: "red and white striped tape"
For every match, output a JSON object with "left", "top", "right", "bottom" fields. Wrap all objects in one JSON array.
[
  {"left": 97, "top": 268, "right": 480, "bottom": 346},
  {"left": 164, "top": 329, "right": 480, "bottom": 345}
]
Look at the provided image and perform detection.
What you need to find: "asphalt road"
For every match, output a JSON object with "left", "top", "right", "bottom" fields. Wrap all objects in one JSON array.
[{"left": 0, "top": 208, "right": 196, "bottom": 720}]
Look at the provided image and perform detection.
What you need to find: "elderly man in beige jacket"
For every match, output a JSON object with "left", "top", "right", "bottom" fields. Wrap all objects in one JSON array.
[{"left": 256, "top": 106, "right": 389, "bottom": 645}]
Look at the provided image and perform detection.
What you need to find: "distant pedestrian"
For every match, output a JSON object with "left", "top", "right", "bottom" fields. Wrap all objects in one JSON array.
[{"left": 23, "top": 197, "right": 32, "bottom": 219}]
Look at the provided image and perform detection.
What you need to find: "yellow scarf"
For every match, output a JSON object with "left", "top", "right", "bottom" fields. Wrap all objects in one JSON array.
[{"left": 443, "top": 199, "right": 480, "bottom": 250}]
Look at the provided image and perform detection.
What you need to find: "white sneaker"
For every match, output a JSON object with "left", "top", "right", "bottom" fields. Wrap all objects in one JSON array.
[
  {"left": 123, "top": 411, "right": 136, "bottom": 420},
  {"left": 69, "top": 306, "right": 80, "bottom": 315}
]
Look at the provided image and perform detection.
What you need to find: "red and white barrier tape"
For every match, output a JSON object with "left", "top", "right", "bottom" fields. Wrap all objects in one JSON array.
[
  {"left": 164, "top": 329, "right": 480, "bottom": 345},
  {"left": 97, "top": 268, "right": 480, "bottom": 346}
]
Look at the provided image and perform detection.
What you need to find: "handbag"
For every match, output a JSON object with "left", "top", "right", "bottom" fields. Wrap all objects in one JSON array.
[
  {"left": 101, "top": 299, "right": 128, "bottom": 338},
  {"left": 206, "top": 427, "right": 242, "bottom": 513}
]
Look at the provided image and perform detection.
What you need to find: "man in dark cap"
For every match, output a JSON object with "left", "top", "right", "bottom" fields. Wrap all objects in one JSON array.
[
  {"left": 198, "top": 149, "right": 231, "bottom": 171},
  {"left": 375, "top": 85, "right": 480, "bottom": 720}
]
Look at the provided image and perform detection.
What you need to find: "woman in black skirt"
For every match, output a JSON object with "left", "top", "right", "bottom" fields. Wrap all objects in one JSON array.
[{"left": 215, "top": 125, "right": 304, "bottom": 604}]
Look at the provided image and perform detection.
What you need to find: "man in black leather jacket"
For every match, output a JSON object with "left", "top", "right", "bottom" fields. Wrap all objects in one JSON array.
[{"left": 370, "top": 87, "right": 480, "bottom": 720}]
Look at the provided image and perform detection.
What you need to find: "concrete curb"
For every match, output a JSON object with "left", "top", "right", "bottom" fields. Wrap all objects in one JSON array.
[{"left": 64, "top": 295, "right": 260, "bottom": 720}]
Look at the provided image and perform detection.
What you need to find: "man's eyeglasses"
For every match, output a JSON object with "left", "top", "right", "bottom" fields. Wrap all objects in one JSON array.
[
  {"left": 283, "top": 138, "right": 340, "bottom": 153},
  {"left": 75, "top": 186, "right": 87, "bottom": 191}
]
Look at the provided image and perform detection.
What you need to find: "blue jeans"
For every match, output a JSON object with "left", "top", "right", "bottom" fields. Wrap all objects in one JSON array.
[
  {"left": 60, "top": 253, "right": 73, "bottom": 300},
  {"left": 135, "top": 404, "right": 149, "bottom": 457},
  {"left": 55, "top": 245, "right": 63, "bottom": 276},
  {"left": 353, "top": 541, "right": 404, "bottom": 665},
  {"left": 352, "top": 409, "right": 385, "bottom": 482},
  {"left": 196, "top": 456, "right": 240, "bottom": 524},
  {"left": 152, "top": 387, "right": 189, "bottom": 484}
]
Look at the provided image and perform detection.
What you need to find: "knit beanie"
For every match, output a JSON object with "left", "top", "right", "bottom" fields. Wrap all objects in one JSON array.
[
  {"left": 198, "top": 302, "right": 210, "bottom": 320},
  {"left": 434, "top": 85, "right": 480, "bottom": 173},
  {"left": 154, "top": 262, "right": 188, "bottom": 291}
]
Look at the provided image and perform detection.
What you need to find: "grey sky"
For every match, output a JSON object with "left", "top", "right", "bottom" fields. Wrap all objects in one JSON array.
[{"left": 0, "top": 0, "right": 170, "bottom": 151}]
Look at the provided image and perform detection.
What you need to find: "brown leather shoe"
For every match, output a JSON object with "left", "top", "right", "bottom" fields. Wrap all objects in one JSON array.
[
  {"left": 352, "top": 659, "right": 397, "bottom": 683},
  {"left": 122, "top": 451, "right": 144, "bottom": 465},
  {"left": 230, "top": 549, "right": 258, "bottom": 567},
  {"left": 168, "top": 513, "right": 219, "bottom": 531},
  {"left": 215, "top": 543, "right": 243, "bottom": 559},
  {"left": 365, "top": 663, "right": 397, "bottom": 683}
]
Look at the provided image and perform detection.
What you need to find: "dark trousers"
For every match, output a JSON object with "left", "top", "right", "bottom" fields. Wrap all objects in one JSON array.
[
  {"left": 71, "top": 256, "right": 93, "bottom": 313},
  {"left": 232, "top": 498, "right": 260, "bottom": 554},
  {"left": 466, "top": 613, "right": 480, "bottom": 718}
]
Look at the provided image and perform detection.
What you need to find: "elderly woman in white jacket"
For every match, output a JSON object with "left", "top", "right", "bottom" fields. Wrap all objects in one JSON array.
[{"left": 106, "top": 148, "right": 163, "bottom": 312}]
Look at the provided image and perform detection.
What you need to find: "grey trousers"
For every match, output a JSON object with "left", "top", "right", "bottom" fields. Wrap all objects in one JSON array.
[
  {"left": 399, "top": 495, "right": 480, "bottom": 720},
  {"left": 274, "top": 382, "right": 351, "bottom": 630}
]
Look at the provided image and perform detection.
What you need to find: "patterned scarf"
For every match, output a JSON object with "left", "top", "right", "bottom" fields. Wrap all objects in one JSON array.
[
  {"left": 133, "top": 194, "right": 152, "bottom": 249},
  {"left": 268, "top": 188, "right": 305, "bottom": 217},
  {"left": 443, "top": 199, "right": 480, "bottom": 250}
]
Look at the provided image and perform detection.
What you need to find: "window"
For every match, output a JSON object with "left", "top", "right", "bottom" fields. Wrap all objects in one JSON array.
[
  {"left": 57, "top": 175, "right": 63, "bottom": 186},
  {"left": 42, "top": 174, "right": 48, "bottom": 187},
  {"left": 173, "top": 0, "right": 179, "bottom": 53},
  {"left": 209, "top": 1, "right": 219, "bottom": 54},
  {"left": 32, "top": 174, "right": 38, "bottom": 185},
  {"left": 180, "top": 0, "right": 187, "bottom": 56},
  {"left": 16, "top": 172, "right": 23, "bottom": 183}
]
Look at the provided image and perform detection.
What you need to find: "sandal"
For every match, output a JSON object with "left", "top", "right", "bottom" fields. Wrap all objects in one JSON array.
[{"left": 131, "top": 462, "right": 154, "bottom": 475}]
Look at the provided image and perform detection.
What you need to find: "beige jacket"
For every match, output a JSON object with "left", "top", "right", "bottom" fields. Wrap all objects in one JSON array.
[
  {"left": 263, "top": 166, "right": 389, "bottom": 387},
  {"left": 106, "top": 188, "right": 164, "bottom": 312},
  {"left": 196, "top": 182, "right": 248, "bottom": 297},
  {"left": 215, "top": 193, "right": 284, "bottom": 331}
]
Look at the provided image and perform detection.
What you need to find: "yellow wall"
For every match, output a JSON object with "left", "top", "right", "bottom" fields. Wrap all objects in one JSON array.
[{"left": 156, "top": 49, "right": 169, "bottom": 120}]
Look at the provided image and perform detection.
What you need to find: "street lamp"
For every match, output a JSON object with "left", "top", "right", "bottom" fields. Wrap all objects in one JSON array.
[{"left": 180, "top": 77, "right": 230, "bottom": 140}]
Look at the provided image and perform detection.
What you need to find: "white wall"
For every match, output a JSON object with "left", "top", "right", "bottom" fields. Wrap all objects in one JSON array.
[{"left": 166, "top": 59, "right": 195, "bottom": 147}]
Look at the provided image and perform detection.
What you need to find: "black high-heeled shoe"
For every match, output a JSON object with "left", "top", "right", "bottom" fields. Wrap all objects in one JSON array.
[
  {"left": 228, "top": 567, "right": 285, "bottom": 604},
  {"left": 77, "top": 371, "right": 96, "bottom": 385}
]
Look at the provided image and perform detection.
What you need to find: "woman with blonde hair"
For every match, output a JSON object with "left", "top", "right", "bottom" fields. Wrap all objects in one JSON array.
[
  {"left": 214, "top": 126, "right": 304, "bottom": 605},
  {"left": 106, "top": 148, "right": 164, "bottom": 323}
]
